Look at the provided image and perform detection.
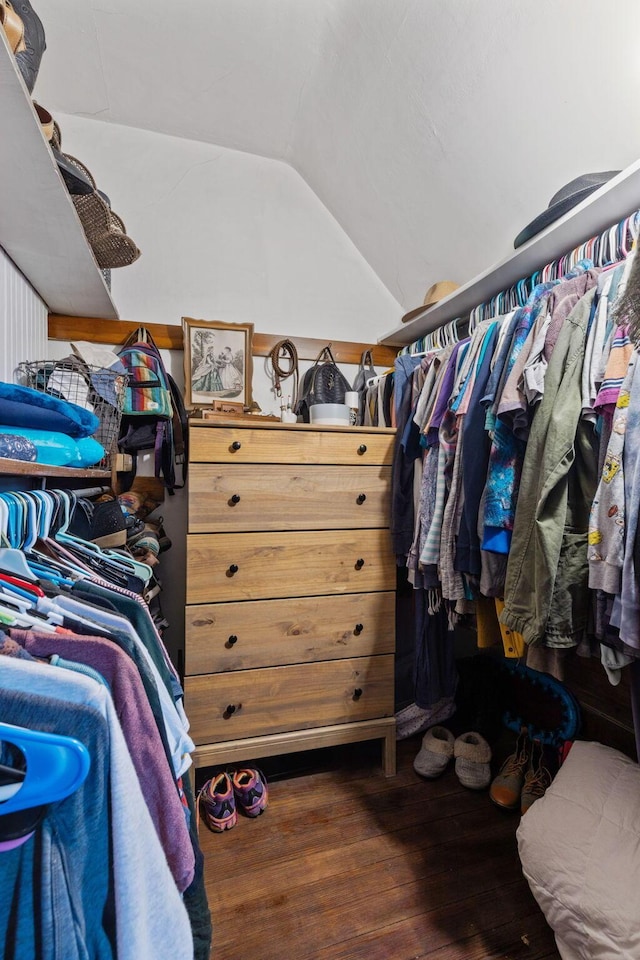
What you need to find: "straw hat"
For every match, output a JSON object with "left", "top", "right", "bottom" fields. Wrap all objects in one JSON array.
[
  {"left": 72, "top": 191, "right": 140, "bottom": 269},
  {"left": 62, "top": 155, "right": 140, "bottom": 269},
  {"left": 401, "top": 281, "right": 459, "bottom": 323}
]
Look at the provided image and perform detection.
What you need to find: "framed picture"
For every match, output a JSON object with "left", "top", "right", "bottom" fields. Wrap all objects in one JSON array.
[{"left": 182, "top": 317, "right": 254, "bottom": 410}]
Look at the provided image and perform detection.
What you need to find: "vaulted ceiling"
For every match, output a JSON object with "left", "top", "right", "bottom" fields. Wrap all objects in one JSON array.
[{"left": 36, "top": 0, "right": 640, "bottom": 313}]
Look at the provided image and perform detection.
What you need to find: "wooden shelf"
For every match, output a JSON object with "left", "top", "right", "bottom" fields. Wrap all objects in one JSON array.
[
  {"left": 0, "top": 458, "right": 110, "bottom": 479},
  {"left": 380, "top": 159, "right": 640, "bottom": 346},
  {"left": 47, "top": 316, "right": 399, "bottom": 365},
  {"left": 0, "top": 31, "right": 119, "bottom": 319}
]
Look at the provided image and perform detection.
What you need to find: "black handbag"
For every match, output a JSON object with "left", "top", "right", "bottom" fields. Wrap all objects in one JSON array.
[
  {"left": 352, "top": 349, "right": 377, "bottom": 427},
  {"left": 294, "top": 345, "right": 352, "bottom": 422}
]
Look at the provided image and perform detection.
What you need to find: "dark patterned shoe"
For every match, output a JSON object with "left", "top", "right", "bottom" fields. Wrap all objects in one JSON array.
[
  {"left": 198, "top": 772, "right": 237, "bottom": 833},
  {"left": 232, "top": 768, "right": 268, "bottom": 818}
]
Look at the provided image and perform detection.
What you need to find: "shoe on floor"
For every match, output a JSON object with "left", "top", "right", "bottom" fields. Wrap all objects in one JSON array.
[
  {"left": 490, "top": 729, "right": 530, "bottom": 810},
  {"left": 413, "top": 725, "right": 455, "bottom": 779},
  {"left": 198, "top": 771, "right": 237, "bottom": 832},
  {"left": 232, "top": 768, "right": 268, "bottom": 817},
  {"left": 454, "top": 731, "right": 492, "bottom": 790},
  {"left": 521, "top": 740, "right": 553, "bottom": 815}
]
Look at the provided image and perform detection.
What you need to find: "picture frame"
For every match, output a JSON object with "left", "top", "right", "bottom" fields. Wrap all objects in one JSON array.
[{"left": 182, "top": 317, "right": 254, "bottom": 410}]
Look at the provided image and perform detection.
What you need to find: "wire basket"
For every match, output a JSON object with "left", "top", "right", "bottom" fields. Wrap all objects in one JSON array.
[{"left": 17, "top": 358, "right": 128, "bottom": 469}]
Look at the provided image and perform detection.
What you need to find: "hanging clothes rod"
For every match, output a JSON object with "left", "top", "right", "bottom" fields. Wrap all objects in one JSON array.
[
  {"left": 63, "top": 484, "right": 111, "bottom": 499},
  {"left": 399, "top": 209, "right": 640, "bottom": 356}
]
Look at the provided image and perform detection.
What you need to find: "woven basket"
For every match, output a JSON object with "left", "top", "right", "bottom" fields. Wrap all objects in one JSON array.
[{"left": 17, "top": 358, "right": 127, "bottom": 469}]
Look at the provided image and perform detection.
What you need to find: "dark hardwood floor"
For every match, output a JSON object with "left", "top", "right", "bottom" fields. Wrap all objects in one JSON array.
[{"left": 198, "top": 737, "right": 560, "bottom": 960}]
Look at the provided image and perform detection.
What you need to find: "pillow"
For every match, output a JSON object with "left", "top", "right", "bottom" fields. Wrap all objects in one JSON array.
[
  {"left": 0, "top": 382, "right": 99, "bottom": 439},
  {"left": 0, "top": 425, "right": 79, "bottom": 466},
  {"left": 0, "top": 434, "right": 37, "bottom": 462},
  {"left": 74, "top": 437, "right": 106, "bottom": 468},
  {"left": 517, "top": 740, "right": 640, "bottom": 960}
]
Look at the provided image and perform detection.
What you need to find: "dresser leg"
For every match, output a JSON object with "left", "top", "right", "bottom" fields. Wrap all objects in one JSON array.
[{"left": 382, "top": 728, "right": 396, "bottom": 777}]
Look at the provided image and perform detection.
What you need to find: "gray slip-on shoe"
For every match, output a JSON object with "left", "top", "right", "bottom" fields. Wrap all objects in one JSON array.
[
  {"left": 454, "top": 731, "right": 492, "bottom": 790},
  {"left": 413, "top": 725, "right": 455, "bottom": 779}
]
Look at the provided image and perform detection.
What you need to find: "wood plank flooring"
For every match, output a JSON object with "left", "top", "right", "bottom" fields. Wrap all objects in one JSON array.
[{"left": 197, "top": 738, "right": 559, "bottom": 960}]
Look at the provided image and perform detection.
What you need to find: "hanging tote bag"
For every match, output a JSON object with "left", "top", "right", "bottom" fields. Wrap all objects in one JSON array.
[
  {"left": 294, "top": 344, "right": 352, "bottom": 422},
  {"left": 351, "top": 349, "right": 377, "bottom": 426}
]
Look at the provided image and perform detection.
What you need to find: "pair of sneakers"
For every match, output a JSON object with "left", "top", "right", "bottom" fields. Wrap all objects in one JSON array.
[
  {"left": 489, "top": 729, "right": 553, "bottom": 815},
  {"left": 198, "top": 768, "right": 268, "bottom": 833}
]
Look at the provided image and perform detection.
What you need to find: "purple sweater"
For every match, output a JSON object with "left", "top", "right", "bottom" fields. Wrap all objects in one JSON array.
[{"left": 11, "top": 628, "right": 194, "bottom": 893}]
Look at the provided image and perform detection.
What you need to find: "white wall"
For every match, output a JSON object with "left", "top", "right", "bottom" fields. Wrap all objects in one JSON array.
[
  {"left": 36, "top": 0, "right": 640, "bottom": 319},
  {"left": 48, "top": 114, "right": 400, "bottom": 664},
  {"left": 0, "top": 248, "right": 48, "bottom": 383},
  {"left": 293, "top": 0, "right": 640, "bottom": 311}
]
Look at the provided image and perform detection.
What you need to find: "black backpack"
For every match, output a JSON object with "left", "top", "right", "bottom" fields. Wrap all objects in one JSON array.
[{"left": 117, "top": 328, "right": 188, "bottom": 494}]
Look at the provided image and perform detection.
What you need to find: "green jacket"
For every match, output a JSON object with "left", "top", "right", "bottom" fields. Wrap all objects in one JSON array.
[{"left": 500, "top": 290, "right": 598, "bottom": 647}]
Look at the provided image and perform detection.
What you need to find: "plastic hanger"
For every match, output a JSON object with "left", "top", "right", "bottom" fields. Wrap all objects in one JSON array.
[
  {"left": 0, "top": 548, "right": 38, "bottom": 583},
  {"left": 516, "top": 277, "right": 528, "bottom": 305},
  {"left": 0, "top": 722, "right": 90, "bottom": 818},
  {"left": 0, "top": 577, "right": 57, "bottom": 625},
  {"left": 0, "top": 495, "right": 20, "bottom": 550},
  {"left": 0, "top": 573, "right": 44, "bottom": 598},
  {"left": 0, "top": 580, "right": 40, "bottom": 604}
]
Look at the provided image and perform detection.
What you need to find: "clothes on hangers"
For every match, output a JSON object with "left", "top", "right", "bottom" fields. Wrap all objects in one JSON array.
[
  {"left": 0, "top": 487, "right": 211, "bottom": 960},
  {"left": 12, "top": 627, "right": 194, "bottom": 892},
  {"left": 0, "top": 658, "right": 194, "bottom": 960},
  {"left": 392, "top": 211, "right": 640, "bottom": 738}
]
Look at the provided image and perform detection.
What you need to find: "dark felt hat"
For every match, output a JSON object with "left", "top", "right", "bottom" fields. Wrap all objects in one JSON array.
[{"left": 513, "top": 171, "right": 620, "bottom": 249}]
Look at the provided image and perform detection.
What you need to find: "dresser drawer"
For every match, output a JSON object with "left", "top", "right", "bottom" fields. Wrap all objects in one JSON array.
[
  {"left": 185, "top": 655, "right": 395, "bottom": 745},
  {"left": 186, "top": 528, "right": 395, "bottom": 603},
  {"left": 188, "top": 464, "right": 391, "bottom": 533},
  {"left": 185, "top": 591, "right": 395, "bottom": 674},
  {"left": 190, "top": 425, "right": 394, "bottom": 466}
]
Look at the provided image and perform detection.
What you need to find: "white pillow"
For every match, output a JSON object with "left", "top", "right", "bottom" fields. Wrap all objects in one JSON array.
[{"left": 517, "top": 741, "right": 640, "bottom": 960}]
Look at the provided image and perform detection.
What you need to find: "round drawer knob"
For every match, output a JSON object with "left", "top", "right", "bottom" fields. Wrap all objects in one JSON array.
[
  {"left": 354, "top": 623, "right": 364, "bottom": 635},
  {"left": 353, "top": 688, "right": 363, "bottom": 700},
  {"left": 227, "top": 634, "right": 238, "bottom": 646},
  {"left": 225, "top": 704, "right": 237, "bottom": 716},
  {"left": 355, "top": 558, "right": 365, "bottom": 570},
  {"left": 356, "top": 493, "right": 367, "bottom": 505},
  {"left": 357, "top": 444, "right": 367, "bottom": 455},
  {"left": 231, "top": 441, "right": 242, "bottom": 451},
  {"left": 228, "top": 563, "right": 239, "bottom": 576},
  {"left": 230, "top": 494, "right": 241, "bottom": 505}
]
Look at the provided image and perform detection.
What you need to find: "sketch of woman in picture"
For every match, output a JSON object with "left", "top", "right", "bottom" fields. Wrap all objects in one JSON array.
[
  {"left": 217, "top": 346, "right": 243, "bottom": 393},
  {"left": 192, "top": 344, "right": 223, "bottom": 393}
]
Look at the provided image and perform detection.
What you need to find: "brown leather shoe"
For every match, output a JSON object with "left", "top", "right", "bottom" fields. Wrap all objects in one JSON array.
[
  {"left": 521, "top": 740, "right": 553, "bottom": 814},
  {"left": 489, "top": 729, "right": 530, "bottom": 810}
]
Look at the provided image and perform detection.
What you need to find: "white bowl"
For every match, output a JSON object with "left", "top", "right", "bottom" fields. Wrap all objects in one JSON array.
[{"left": 309, "top": 403, "right": 350, "bottom": 426}]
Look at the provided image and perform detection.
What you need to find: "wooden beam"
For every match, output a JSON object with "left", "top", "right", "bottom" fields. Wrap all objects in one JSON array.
[
  {"left": 251, "top": 333, "right": 398, "bottom": 367},
  {"left": 48, "top": 316, "right": 184, "bottom": 351},
  {"left": 48, "top": 315, "right": 398, "bottom": 367}
]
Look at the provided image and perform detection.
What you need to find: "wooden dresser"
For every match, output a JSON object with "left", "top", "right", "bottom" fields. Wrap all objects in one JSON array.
[{"left": 184, "top": 419, "right": 397, "bottom": 775}]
